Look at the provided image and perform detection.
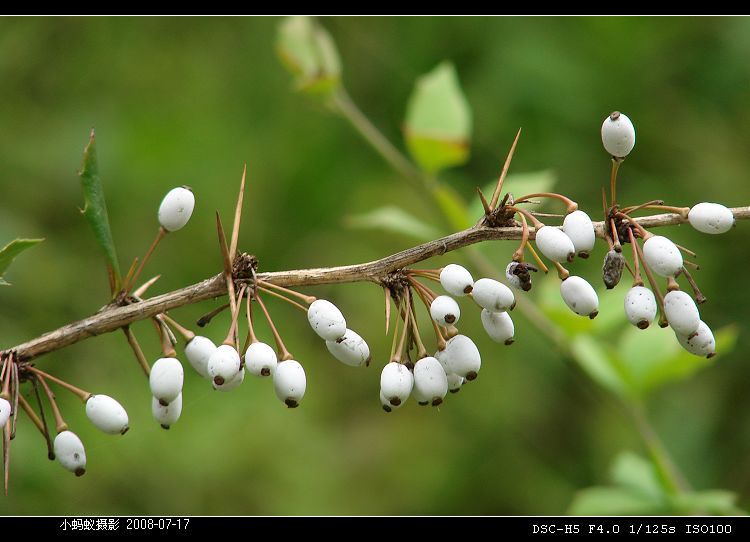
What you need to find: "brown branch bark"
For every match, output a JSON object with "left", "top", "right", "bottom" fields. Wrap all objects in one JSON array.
[{"left": 5, "top": 207, "right": 750, "bottom": 363}]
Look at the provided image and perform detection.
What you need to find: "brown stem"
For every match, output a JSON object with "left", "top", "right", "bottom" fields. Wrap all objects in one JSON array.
[
  {"left": 17, "top": 395, "right": 44, "bottom": 436},
  {"left": 158, "top": 319, "right": 177, "bottom": 358},
  {"left": 35, "top": 375, "right": 67, "bottom": 434},
  {"left": 123, "top": 326, "right": 151, "bottom": 377},
  {"left": 257, "top": 286, "right": 308, "bottom": 313},
  {"left": 197, "top": 303, "right": 230, "bottom": 328},
  {"left": 27, "top": 367, "right": 91, "bottom": 403},
  {"left": 514, "top": 192, "right": 578, "bottom": 214},
  {"left": 388, "top": 296, "right": 404, "bottom": 362},
  {"left": 621, "top": 200, "right": 665, "bottom": 215},
  {"left": 5, "top": 207, "right": 750, "bottom": 363},
  {"left": 525, "top": 242, "right": 549, "bottom": 274},
  {"left": 223, "top": 284, "right": 247, "bottom": 348},
  {"left": 512, "top": 212, "right": 529, "bottom": 262},
  {"left": 392, "top": 288, "right": 412, "bottom": 363},
  {"left": 160, "top": 315, "right": 195, "bottom": 343},
  {"left": 553, "top": 261, "right": 570, "bottom": 281},
  {"left": 680, "top": 266, "right": 706, "bottom": 304},
  {"left": 510, "top": 206, "right": 544, "bottom": 229},
  {"left": 490, "top": 127, "right": 522, "bottom": 209},
  {"left": 255, "top": 295, "right": 293, "bottom": 361},
  {"left": 405, "top": 289, "right": 427, "bottom": 358},
  {"left": 634, "top": 240, "right": 668, "bottom": 328},
  {"left": 128, "top": 227, "right": 167, "bottom": 293},
  {"left": 216, "top": 213, "right": 237, "bottom": 327},
  {"left": 257, "top": 280, "right": 316, "bottom": 305},
  {"left": 627, "top": 227, "right": 643, "bottom": 287},
  {"left": 31, "top": 378, "right": 55, "bottom": 460},
  {"left": 610, "top": 158, "right": 621, "bottom": 207},
  {"left": 411, "top": 280, "right": 447, "bottom": 351}
]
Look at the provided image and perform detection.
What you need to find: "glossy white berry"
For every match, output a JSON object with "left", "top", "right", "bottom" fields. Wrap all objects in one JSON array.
[
  {"left": 380, "top": 362, "right": 414, "bottom": 406},
  {"left": 152, "top": 393, "right": 182, "bottom": 429},
  {"left": 325, "top": 329, "right": 370, "bottom": 367},
  {"left": 447, "top": 373, "right": 465, "bottom": 393},
  {"left": 664, "top": 290, "right": 700, "bottom": 336},
  {"left": 441, "top": 334, "right": 481, "bottom": 381},
  {"left": 676, "top": 320, "right": 716, "bottom": 358},
  {"left": 85, "top": 395, "right": 129, "bottom": 435},
  {"left": 184, "top": 335, "right": 216, "bottom": 379},
  {"left": 213, "top": 367, "right": 245, "bottom": 391},
  {"left": 642, "top": 236, "right": 683, "bottom": 277},
  {"left": 535, "top": 226, "right": 575, "bottom": 263},
  {"left": 601, "top": 111, "right": 635, "bottom": 158},
  {"left": 380, "top": 390, "right": 402, "bottom": 413},
  {"left": 149, "top": 357, "right": 184, "bottom": 406},
  {"left": 307, "top": 299, "right": 346, "bottom": 341},
  {"left": 563, "top": 210, "right": 595, "bottom": 257},
  {"left": 560, "top": 276, "right": 599, "bottom": 318},
  {"left": 440, "top": 264, "right": 474, "bottom": 296},
  {"left": 0, "top": 398, "right": 11, "bottom": 428},
  {"left": 472, "top": 278, "right": 515, "bottom": 313},
  {"left": 207, "top": 344, "right": 241, "bottom": 386},
  {"left": 430, "top": 295, "right": 460, "bottom": 326},
  {"left": 54, "top": 431, "right": 86, "bottom": 476},
  {"left": 412, "top": 382, "right": 431, "bottom": 406},
  {"left": 623, "top": 286, "right": 657, "bottom": 329},
  {"left": 244, "top": 342, "right": 278, "bottom": 377},
  {"left": 413, "top": 357, "right": 449, "bottom": 407},
  {"left": 273, "top": 360, "right": 306, "bottom": 408},
  {"left": 158, "top": 186, "right": 195, "bottom": 232},
  {"left": 480, "top": 309, "right": 515, "bottom": 345},
  {"left": 688, "top": 202, "right": 734, "bottom": 235}
]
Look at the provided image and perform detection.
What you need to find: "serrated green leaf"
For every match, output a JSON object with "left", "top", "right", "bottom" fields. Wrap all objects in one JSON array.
[
  {"left": 0, "top": 238, "right": 44, "bottom": 285},
  {"left": 432, "top": 184, "right": 471, "bottom": 231},
  {"left": 468, "top": 170, "right": 559, "bottom": 222},
  {"left": 344, "top": 206, "right": 440, "bottom": 242},
  {"left": 673, "top": 490, "right": 747, "bottom": 515},
  {"left": 404, "top": 62, "right": 471, "bottom": 174},
  {"left": 568, "top": 486, "right": 668, "bottom": 516},
  {"left": 610, "top": 451, "right": 664, "bottom": 499},
  {"left": 79, "top": 130, "right": 121, "bottom": 292},
  {"left": 276, "top": 16, "right": 341, "bottom": 95}
]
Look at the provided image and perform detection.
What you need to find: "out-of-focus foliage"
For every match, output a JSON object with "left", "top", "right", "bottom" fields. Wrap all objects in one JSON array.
[
  {"left": 1, "top": 17, "right": 750, "bottom": 516},
  {"left": 0, "top": 238, "right": 43, "bottom": 285}
]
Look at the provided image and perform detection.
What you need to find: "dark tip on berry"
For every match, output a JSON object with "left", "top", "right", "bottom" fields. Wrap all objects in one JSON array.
[
  {"left": 707, "top": 352, "right": 717, "bottom": 359},
  {"left": 181, "top": 185, "right": 193, "bottom": 192},
  {"left": 605, "top": 284, "right": 615, "bottom": 290},
  {"left": 120, "top": 426, "right": 130, "bottom": 435},
  {"left": 418, "top": 401, "right": 429, "bottom": 406},
  {"left": 465, "top": 371, "right": 477, "bottom": 381},
  {"left": 389, "top": 397, "right": 402, "bottom": 407},
  {"left": 449, "top": 388, "right": 461, "bottom": 394},
  {"left": 158, "top": 398, "right": 169, "bottom": 407},
  {"left": 213, "top": 376, "right": 225, "bottom": 386},
  {"left": 522, "top": 283, "right": 532, "bottom": 292},
  {"left": 578, "top": 251, "right": 590, "bottom": 259},
  {"left": 431, "top": 398, "right": 443, "bottom": 407},
  {"left": 75, "top": 468, "right": 86, "bottom": 477},
  {"left": 365, "top": 356, "right": 371, "bottom": 367},
  {"left": 335, "top": 337, "right": 345, "bottom": 344},
  {"left": 48, "top": 452, "right": 56, "bottom": 461},
  {"left": 404, "top": 361, "right": 415, "bottom": 371},
  {"left": 610, "top": 111, "right": 621, "bottom": 120},
  {"left": 260, "top": 367, "right": 271, "bottom": 377},
  {"left": 589, "top": 310, "right": 599, "bottom": 320},
  {"left": 382, "top": 404, "right": 392, "bottom": 413},
  {"left": 510, "top": 301, "right": 516, "bottom": 311},
  {"left": 637, "top": 320, "right": 650, "bottom": 330},
  {"left": 285, "top": 399, "right": 299, "bottom": 408},
  {"left": 659, "top": 321, "right": 669, "bottom": 329},
  {"left": 444, "top": 314, "right": 456, "bottom": 324},
  {"left": 161, "top": 424, "right": 170, "bottom": 430},
  {"left": 567, "top": 252, "right": 575, "bottom": 263},
  {"left": 463, "top": 284, "right": 473, "bottom": 294},
  {"left": 504, "top": 338, "right": 515, "bottom": 346}
]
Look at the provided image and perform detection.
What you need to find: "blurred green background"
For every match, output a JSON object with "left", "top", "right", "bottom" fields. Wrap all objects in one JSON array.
[{"left": 1, "top": 16, "right": 750, "bottom": 515}]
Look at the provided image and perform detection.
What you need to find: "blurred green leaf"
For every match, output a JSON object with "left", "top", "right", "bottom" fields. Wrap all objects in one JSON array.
[
  {"left": 344, "top": 206, "right": 440, "bottom": 242},
  {"left": 0, "top": 238, "right": 44, "bottom": 285},
  {"left": 467, "top": 170, "right": 559, "bottom": 221},
  {"left": 610, "top": 451, "right": 664, "bottom": 498},
  {"left": 433, "top": 184, "right": 471, "bottom": 231},
  {"left": 276, "top": 16, "right": 341, "bottom": 95},
  {"left": 570, "top": 335, "right": 628, "bottom": 397},
  {"left": 673, "top": 490, "right": 746, "bottom": 515},
  {"left": 568, "top": 486, "right": 667, "bottom": 516},
  {"left": 404, "top": 62, "right": 471, "bottom": 174},
  {"left": 79, "top": 130, "right": 121, "bottom": 292}
]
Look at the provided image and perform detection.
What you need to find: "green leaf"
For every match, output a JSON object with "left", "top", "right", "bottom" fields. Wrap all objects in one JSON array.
[
  {"left": 673, "top": 490, "right": 747, "bottom": 515},
  {"left": 432, "top": 184, "right": 471, "bottom": 231},
  {"left": 344, "top": 206, "right": 440, "bottom": 242},
  {"left": 568, "top": 486, "right": 668, "bottom": 516},
  {"left": 0, "top": 238, "right": 43, "bottom": 286},
  {"left": 276, "top": 17, "right": 341, "bottom": 95},
  {"left": 570, "top": 335, "right": 628, "bottom": 398},
  {"left": 610, "top": 451, "right": 664, "bottom": 499},
  {"left": 468, "top": 170, "right": 559, "bottom": 222},
  {"left": 404, "top": 62, "right": 472, "bottom": 174},
  {"left": 79, "top": 130, "right": 121, "bottom": 292}
]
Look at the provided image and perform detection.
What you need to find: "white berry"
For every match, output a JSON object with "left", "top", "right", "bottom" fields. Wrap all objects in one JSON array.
[
  {"left": 273, "top": 360, "right": 306, "bottom": 408},
  {"left": 688, "top": 202, "right": 734, "bottom": 234},
  {"left": 152, "top": 393, "right": 182, "bottom": 429},
  {"left": 213, "top": 367, "right": 245, "bottom": 391},
  {"left": 447, "top": 374, "right": 465, "bottom": 393},
  {"left": 412, "top": 382, "right": 431, "bottom": 406},
  {"left": 430, "top": 295, "right": 460, "bottom": 326},
  {"left": 85, "top": 394, "right": 129, "bottom": 435},
  {"left": 676, "top": 320, "right": 716, "bottom": 358},
  {"left": 562, "top": 210, "right": 596, "bottom": 257},
  {"left": 642, "top": 236, "right": 683, "bottom": 277},
  {"left": 560, "top": 276, "right": 599, "bottom": 318},
  {"left": 158, "top": 186, "right": 195, "bottom": 232},
  {"left": 440, "top": 264, "right": 474, "bottom": 296},
  {"left": 149, "top": 357, "right": 184, "bottom": 406},
  {"left": 245, "top": 342, "right": 278, "bottom": 377},
  {"left": 535, "top": 226, "right": 575, "bottom": 263},
  {"left": 207, "top": 344, "right": 241, "bottom": 386},
  {"left": 0, "top": 398, "right": 11, "bottom": 428},
  {"left": 441, "top": 334, "right": 481, "bottom": 381},
  {"left": 184, "top": 335, "right": 216, "bottom": 379},
  {"left": 54, "top": 430, "right": 86, "bottom": 476},
  {"left": 380, "top": 390, "right": 402, "bottom": 413},
  {"left": 664, "top": 290, "right": 700, "bottom": 336},
  {"left": 623, "top": 286, "right": 657, "bottom": 329},
  {"left": 325, "top": 329, "right": 370, "bottom": 367},
  {"left": 472, "top": 278, "right": 514, "bottom": 312},
  {"left": 307, "top": 299, "right": 347, "bottom": 341},
  {"left": 380, "top": 362, "right": 414, "bottom": 406},
  {"left": 413, "top": 357, "right": 449, "bottom": 407},
  {"left": 601, "top": 111, "right": 635, "bottom": 158},
  {"left": 480, "top": 309, "right": 515, "bottom": 345}
]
